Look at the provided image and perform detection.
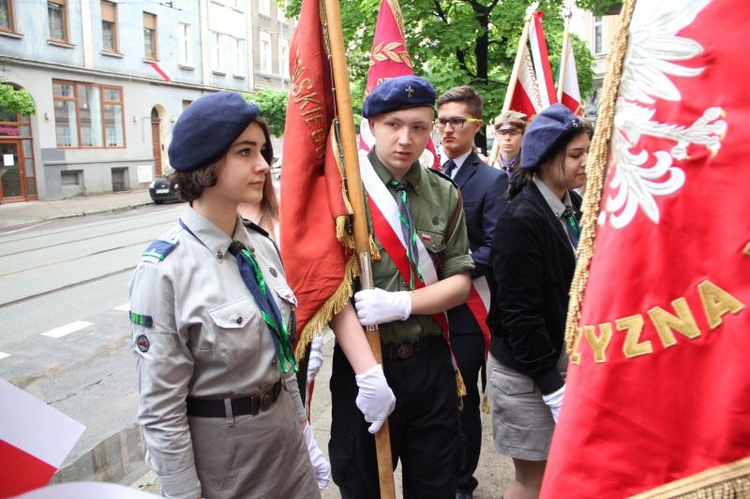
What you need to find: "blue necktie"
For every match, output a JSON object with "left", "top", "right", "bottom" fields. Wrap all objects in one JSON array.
[
  {"left": 443, "top": 159, "right": 457, "bottom": 178},
  {"left": 561, "top": 206, "right": 580, "bottom": 248},
  {"left": 228, "top": 241, "right": 297, "bottom": 373}
]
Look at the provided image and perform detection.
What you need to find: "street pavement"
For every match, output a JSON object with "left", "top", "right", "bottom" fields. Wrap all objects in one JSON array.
[{"left": 1, "top": 188, "right": 513, "bottom": 498}]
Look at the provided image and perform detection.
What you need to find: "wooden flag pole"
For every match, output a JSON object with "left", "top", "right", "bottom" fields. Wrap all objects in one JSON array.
[
  {"left": 557, "top": 4, "right": 573, "bottom": 103},
  {"left": 322, "top": 0, "right": 396, "bottom": 497},
  {"left": 488, "top": 4, "right": 536, "bottom": 167}
]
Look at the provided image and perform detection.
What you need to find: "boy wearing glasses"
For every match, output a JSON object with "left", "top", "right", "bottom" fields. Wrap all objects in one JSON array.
[
  {"left": 436, "top": 85, "right": 506, "bottom": 499},
  {"left": 328, "top": 75, "right": 474, "bottom": 498}
]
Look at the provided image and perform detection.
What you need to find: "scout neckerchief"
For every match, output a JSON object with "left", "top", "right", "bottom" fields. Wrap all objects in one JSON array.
[
  {"left": 359, "top": 152, "right": 466, "bottom": 395},
  {"left": 179, "top": 220, "right": 297, "bottom": 373},
  {"left": 500, "top": 153, "right": 519, "bottom": 172},
  {"left": 561, "top": 205, "right": 580, "bottom": 248},
  {"left": 387, "top": 179, "right": 423, "bottom": 289}
]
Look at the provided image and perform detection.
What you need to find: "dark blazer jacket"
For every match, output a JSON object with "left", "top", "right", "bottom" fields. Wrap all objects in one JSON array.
[
  {"left": 447, "top": 152, "right": 507, "bottom": 334},
  {"left": 486, "top": 180, "right": 582, "bottom": 394}
]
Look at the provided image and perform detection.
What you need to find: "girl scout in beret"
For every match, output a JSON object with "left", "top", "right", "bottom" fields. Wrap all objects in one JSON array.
[
  {"left": 129, "top": 91, "right": 329, "bottom": 499},
  {"left": 485, "top": 104, "right": 592, "bottom": 499}
]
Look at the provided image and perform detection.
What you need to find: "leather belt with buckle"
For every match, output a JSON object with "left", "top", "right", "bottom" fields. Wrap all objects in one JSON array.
[
  {"left": 383, "top": 335, "right": 442, "bottom": 360},
  {"left": 186, "top": 379, "right": 283, "bottom": 418}
]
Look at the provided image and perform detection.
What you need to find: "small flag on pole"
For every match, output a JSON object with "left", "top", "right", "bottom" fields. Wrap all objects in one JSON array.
[
  {"left": 0, "top": 379, "right": 86, "bottom": 497},
  {"left": 150, "top": 62, "right": 173, "bottom": 82}
]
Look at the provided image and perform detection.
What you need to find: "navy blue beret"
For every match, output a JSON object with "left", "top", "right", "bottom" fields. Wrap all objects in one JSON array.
[
  {"left": 521, "top": 104, "right": 584, "bottom": 170},
  {"left": 362, "top": 75, "right": 436, "bottom": 118},
  {"left": 169, "top": 91, "right": 259, "bottom": 172}
]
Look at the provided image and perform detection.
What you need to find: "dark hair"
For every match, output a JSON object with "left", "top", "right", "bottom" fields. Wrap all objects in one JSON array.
[
  {"left": 170, "top": 116, "right": 275, "bottom": 203},
  {"left": 507, "top": 120, "right": 593, "bottom": 200},
  {"left": 437, "top": 85, "right": 484, "bottom": 118}
]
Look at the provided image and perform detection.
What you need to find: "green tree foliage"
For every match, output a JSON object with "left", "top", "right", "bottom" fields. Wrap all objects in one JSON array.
[
  {"left": 246, "top": 87, "right": 289, "bottom": 137},
  {"left": 0, "top": 83, "right": 36, "bottom": 117},
  {"left": 285, "top": 0, "right": 596, "bottom": 125},
  {"left": 575, "top": 0, "right": 621, "bottom": 15}
]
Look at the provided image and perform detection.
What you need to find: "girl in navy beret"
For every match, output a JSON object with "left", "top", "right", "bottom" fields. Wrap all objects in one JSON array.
[
  {"left": 130, "top": 91, "right": 329, "bottom": 499},
  {"left": 485, "top": 104, "right": 593, "bottom": 499}
]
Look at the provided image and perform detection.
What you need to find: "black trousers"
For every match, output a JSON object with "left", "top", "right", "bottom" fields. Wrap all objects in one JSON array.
[
  {"left": 451, "top": 332, "right": 486, "bottom": 493},
  {"left": 329, "top": 339, "right": 461, "bottom": 499}
]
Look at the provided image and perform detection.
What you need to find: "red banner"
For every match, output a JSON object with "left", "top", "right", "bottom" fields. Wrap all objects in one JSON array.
[
  {"left": 358, "top": 0, "right": 441, "bottom": 168},
  {"left": 542, "top": 1, "right": 750, "bottom": 497},
  {"left": 280, "top": 0, "right": 352, "bottom": 356}
]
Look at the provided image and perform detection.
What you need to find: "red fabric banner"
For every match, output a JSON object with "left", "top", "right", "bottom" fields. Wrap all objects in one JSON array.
[
  {"left": 509, "top": 41, "right": 543, "bottom": 118},
  {"left": 0, "top": 440, "right": 56, "bottom": 498},
  {"left": 358, "top": 0, "right": 441, "bottom": 168},
  {"left": 542, "top": 1, "right": 750, "bottom": 497},
  {"left": 280, "top": 0, "right": 352, "bottom": 356}
]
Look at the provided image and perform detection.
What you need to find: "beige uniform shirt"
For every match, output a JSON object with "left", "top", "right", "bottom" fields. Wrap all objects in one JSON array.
[{"left": 129, "top": 206, "right": 306, "bottom": 498}]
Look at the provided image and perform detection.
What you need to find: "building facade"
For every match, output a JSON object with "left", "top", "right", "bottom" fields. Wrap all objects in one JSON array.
[{"left": 0, "top": 0, "right": 293, "bottom": 202}]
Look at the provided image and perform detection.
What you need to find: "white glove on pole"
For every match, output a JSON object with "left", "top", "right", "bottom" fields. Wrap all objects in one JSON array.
[
  {"left": 542, "top": 385, "right": 565, "bottom": 423},
  {"left": 355, "top": 364, "right": 396, "bottom": 434},
  {"left": 354, "top": 288, "right": 412, "bottom": 326},
  {"left": 303, "top": 423, "right": 331, "bottom": 489},
  {"left": 306, "top": 335, "right": 324, "bottom": 384}
]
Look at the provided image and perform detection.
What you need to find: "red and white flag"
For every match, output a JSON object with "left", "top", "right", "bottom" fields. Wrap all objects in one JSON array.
[
  {"left": 508, "top": 41, "right": 545, "bottom": 118},
  {"left": 542, "top": 1, "right": 750, "bottom": 497},
  {"left": 358, "top": 0, "right": 441, "bottom": 169},
  {"left": 150, "top": 62, "right": 172, "bottom": 82},
  {"left": 0, "top": 379, "right": 86, "bottom": 497},
  {"left": 559, "top": 45, "right": 582, "bottom": 115},
  {"left": 528, "top": 11, "right": 558, "bottom": 109}
]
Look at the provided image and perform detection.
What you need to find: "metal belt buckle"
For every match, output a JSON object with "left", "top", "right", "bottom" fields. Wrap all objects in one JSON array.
[
  {"left": 259, "top": 390, "right": 273, "bottom": 411},
  {"left": 397, "top": 343, "right": 413, "bottom": 359}
]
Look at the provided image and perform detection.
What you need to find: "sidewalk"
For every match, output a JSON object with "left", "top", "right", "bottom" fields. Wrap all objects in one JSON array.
[{"left": 0, "top": 189, "right": 154, "bottom": 233}]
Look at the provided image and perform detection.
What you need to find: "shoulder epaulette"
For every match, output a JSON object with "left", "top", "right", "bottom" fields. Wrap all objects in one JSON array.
[{"left": 141, "top": 238, "right": 178, "bottom": 263}]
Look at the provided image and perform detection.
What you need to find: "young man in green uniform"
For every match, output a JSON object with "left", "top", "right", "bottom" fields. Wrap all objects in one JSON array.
[{"left": 328, "top": 75, "right": 475, "bottom": 498}]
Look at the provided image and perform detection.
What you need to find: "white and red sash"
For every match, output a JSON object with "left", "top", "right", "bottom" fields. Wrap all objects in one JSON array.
[
  {"left": 359, "top": 153, "right": 468, "bottom": 374},
  {"left": 466, "top": 273, "right": 491, "bottom": 355}
]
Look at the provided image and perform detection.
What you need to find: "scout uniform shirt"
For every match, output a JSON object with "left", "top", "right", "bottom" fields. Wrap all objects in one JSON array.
[
  {"left": 367, "top": 148, "right": 474, "bottom": 345},
  {"left": 129, "top": 206, "right": 310, "bottom": 498}
]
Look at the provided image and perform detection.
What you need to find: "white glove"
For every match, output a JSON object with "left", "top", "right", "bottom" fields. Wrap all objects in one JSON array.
[
  {"left": 542, "top": 385, "right": 565, "bottom": 423},
  {"left": 355, "top": 364, "right": 396, "bottom": 434},
  {"left": 354, "top": 288, "right": 412, "bottom": 326},
  {"left": 303, "top": 423, "right": 331, "bottom": 489},
  {"left": 306, "top": 336, "right": 324, "bottom": 384}
]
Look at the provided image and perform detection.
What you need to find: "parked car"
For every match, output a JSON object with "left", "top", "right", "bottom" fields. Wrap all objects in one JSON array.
[
  {"left": 271, "top": 154, "right": 282, "bottom": 181},
  {"left": 149, "top": 167, "right": 182, "bottom": 204}
]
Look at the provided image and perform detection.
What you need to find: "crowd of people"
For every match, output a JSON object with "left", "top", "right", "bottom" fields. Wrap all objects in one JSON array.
[{"left": 128, "top": 75, "right": 589, "bottom": 499}]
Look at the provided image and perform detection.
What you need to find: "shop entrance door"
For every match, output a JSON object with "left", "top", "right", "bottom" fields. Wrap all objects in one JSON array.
[{"left": 0, "top": 140, "right": 25, "bottom": 202}]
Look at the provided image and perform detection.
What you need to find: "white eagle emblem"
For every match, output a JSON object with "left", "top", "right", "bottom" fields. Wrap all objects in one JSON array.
[{"left": 602, "top": 0, "right": 727, "bottom": 229}]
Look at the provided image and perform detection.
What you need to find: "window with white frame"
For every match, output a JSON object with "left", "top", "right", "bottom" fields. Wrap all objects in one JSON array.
[
  {"left": 593, "top": 16, "right": 603, "bottom": 55},
  {"left": 278, "top": 37, "right": 289, "bottom": 78},
  {"left": 258, "top": 0, "right": 270, "bottom": 17},
  {"left": 212, "top": 31, "right": 224, "bottom": 73},
  {"left": 178, "top": 22, "right": 192, "bottom": 65},
  {"left": 233, "top": 37, "right": 245, "bottom": 76},
  {"left": 259, "top": 31, "right": 272, "bottom": 74}
]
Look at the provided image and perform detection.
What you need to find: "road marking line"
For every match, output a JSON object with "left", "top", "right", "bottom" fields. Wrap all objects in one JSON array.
[
  {"left": 113, "top": 302, "right": 130, "bottom": 312},
  {"left": 0, "top": 352, "right": 9, "bottom": 361},
  {"left": 41, "top": 321, "right": 93, "bottom": 338}
]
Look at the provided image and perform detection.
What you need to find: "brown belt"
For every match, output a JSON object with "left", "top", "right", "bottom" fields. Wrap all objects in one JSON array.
[
  {"left": 383, "top": 335, "right": 443, "bottom": 360},
  {"left": 186, "top": 379, "right": 283, "bottom": 418}
]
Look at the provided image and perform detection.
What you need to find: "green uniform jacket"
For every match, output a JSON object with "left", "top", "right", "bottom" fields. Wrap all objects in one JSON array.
[{"left": 367, "top": 148, "right": 474, "bottom": 345}]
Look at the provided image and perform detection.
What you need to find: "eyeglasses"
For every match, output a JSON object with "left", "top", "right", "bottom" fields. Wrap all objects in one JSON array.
[{"left": 434, "top": 117, "right": 480, "bottom": 129}]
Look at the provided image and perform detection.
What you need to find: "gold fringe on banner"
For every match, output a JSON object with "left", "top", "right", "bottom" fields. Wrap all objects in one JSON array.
[
  {"left": 564, "top": 0, "right": 638, "bottom": 352},
  {"left": 630, "top": 457, "right": 750, "bottom": 499}
]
